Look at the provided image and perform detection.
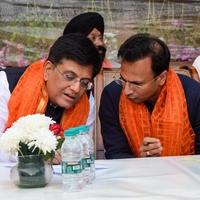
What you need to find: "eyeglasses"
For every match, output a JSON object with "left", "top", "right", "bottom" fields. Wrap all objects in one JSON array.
[
  {"left": 115, "top": 74, "right": 158, "bottom": 90},
  {"left": 54, "top": 67, "right": 93, "bottom": 90}
]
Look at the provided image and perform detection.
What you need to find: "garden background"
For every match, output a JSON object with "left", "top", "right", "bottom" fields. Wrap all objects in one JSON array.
[{"left": 0, "top": 0, "right": 200, "bottom": 67}]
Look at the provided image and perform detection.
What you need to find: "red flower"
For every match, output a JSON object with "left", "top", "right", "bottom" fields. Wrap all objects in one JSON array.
[{"left": 49, "top": 123, "right": 64, "bottom": 137}]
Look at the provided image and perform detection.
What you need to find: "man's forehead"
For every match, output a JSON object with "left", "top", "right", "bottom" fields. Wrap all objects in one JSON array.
[
  {"left": 120, "top": 58, "right": 154, "bottom": 79},
  {"left": 88, "top": 28, "right": 102, "bottom": 36},
  {"left": 61, "top": 61, "right": 93, "bottom": 77}
]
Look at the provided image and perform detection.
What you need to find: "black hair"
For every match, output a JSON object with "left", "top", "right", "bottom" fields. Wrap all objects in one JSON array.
[
  {"left": 47, "top": 33, "right": 101, "bottom": 78},
  {"left": 118, "top": 33, "right": 171, "bottom": 76}
]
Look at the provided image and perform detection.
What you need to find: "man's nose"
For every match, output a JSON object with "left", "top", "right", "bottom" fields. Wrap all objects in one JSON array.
[
  {"left": 70, "top": 80, "right": 81, "bottom": 93},
  {"left": 124, "top": 82, "right": 134, "bottom": 96}
]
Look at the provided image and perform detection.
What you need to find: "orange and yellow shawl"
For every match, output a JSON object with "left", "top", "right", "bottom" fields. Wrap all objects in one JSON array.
[
  {"left": 6, "top": 59, "right": 89, "bottom": 131},
  {"left": 119, "top": 69, "right": 195, "bottom": 157}
]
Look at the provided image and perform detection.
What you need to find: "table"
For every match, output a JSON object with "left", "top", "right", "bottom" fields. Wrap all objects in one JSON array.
[{"left": 0, "top": 155, "right": 200, "bottom": 200}]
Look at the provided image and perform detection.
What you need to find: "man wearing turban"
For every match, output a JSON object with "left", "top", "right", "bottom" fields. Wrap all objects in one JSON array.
[
  {"left": 63, "top": 13, "right": 115, "bottom": 148},
  {"left": 63, "top": 12, "right": 113, "bottom": 69}
]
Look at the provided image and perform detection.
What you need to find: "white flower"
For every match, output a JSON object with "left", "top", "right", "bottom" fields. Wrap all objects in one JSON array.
[
  {"left": 0, "top": 126, "right": 22, "bottom": 155},
  {"left": 13, "top": 114, "right": 54, "bottom": 132},
  {"left": 0, "top": 114, "right": 58, "bottom": 157},
  {"left": 27, "top": 129, "right": 58, "bottom": 155}
]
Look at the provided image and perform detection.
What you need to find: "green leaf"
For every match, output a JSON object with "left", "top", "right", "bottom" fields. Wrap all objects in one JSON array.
[
  {"left": 43, "top": 151, "right": 55, "bottom": 161},
  {"left": 56, "top": 138, "right": 65, "bottom": 150}
]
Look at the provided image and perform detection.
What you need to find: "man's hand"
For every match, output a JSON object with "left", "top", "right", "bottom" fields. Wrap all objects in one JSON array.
[{"left": 139, "top": 137, "right": 163, "bottom": 157}]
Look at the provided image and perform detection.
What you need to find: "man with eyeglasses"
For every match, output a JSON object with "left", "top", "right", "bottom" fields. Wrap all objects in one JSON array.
[
  {"left": 99, "top": 33, "right": 200, "bottom": 159},
  {"left": 63, "top": 12, "right": 116, "bottom": 148},
  {"left": 0, "top": 34, "right": 101, "bottom": 161}
]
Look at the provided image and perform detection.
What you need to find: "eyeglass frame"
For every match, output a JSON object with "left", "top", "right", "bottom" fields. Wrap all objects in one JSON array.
[
  {"left": 52, "top": 64, "right": 93, "bottom": 90},
  {"left": 115, "top": 73, "right": 160, "bottom": 90}
]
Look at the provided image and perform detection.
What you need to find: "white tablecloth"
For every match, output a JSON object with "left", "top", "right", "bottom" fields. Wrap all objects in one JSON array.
[{"left": 1, "top": 155, "right": 200, "bottom": 200}]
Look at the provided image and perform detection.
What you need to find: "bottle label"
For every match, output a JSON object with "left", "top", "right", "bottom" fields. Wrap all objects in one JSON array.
[
  {"left": 82, "top": 157, "right": 91, "bottom": 168},
  {"left": 62, "top": 161, "right": 82, "bottom": 174},
  {"left": 90, "top": 153, "right": 95, "bottom": 164}
]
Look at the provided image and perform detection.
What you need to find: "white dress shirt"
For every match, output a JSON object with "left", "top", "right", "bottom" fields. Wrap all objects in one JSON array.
[{"left": 193, "top": 56, "right": 200, "bottom": 77}]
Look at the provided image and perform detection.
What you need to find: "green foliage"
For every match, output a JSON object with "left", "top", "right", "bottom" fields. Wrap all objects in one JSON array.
[
  {"left": 18, "top": 140, "right": 64, "bottom": 162},
  {"left": 56, "top": 138, "right": 65, "bottom": 150},
  {"left": 0, "top": 0, "right": 200, "bottom": 63},
  {"left": 18, "top": 142, "right": 39, "bottom": 156}
]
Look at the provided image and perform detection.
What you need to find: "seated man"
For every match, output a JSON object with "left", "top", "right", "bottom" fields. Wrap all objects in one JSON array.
[
  {"left": 63, "top": 12, "right": 118, "bottom": 144},
  {"left": 99, "top": 33, "right": 200, "bottom": 159},
  {"left": 0, "top": 34, "right": 101, "bottom": 134}
]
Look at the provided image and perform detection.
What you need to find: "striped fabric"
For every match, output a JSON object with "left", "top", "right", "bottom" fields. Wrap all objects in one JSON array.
[{"left": 119, "top": 69, "right": 195, "bottom": 157}]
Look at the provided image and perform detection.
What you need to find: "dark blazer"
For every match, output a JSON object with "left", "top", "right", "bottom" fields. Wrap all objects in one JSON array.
[{"left": 99, "top": 74, "right": 200, "bottom": 159}]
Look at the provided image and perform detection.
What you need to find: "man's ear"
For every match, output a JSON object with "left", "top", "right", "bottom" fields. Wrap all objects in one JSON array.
[
  {"left": 44, "top": 61, "right": 53, "bottom": 81},
  {"left": 158, "top": 70, "right": 167, "bottom": 86}
]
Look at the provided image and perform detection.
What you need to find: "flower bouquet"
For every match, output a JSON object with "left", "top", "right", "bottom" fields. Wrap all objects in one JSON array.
[{"left": 0, "top": 114, "right": 64, "bottom": 188}]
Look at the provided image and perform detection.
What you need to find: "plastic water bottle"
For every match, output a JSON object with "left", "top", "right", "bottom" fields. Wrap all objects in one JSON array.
[
  {"left": 61, "top": 127, "right": 83, "bottom": 192},
  {"left": 78, "top": 125, "right": 90, "bottom": 184},
  {"left": 88, "top": 127, "right": 95, "bottom": 183},
  {"left": 78, "top": 125, "right": 95, "bottom": 184}
]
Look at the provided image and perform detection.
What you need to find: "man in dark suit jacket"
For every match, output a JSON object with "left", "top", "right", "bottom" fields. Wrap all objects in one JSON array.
[{"left": 99, "top": 33, "right": 200, "bottom": 159}]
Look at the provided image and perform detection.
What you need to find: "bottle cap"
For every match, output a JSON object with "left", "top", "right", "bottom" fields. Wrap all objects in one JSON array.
[
  {"left": 64, "top": 127, "right": 79, "bottom": 137},
  {"left": 78, "top": 125, "right": 89, "bottom": 133}
]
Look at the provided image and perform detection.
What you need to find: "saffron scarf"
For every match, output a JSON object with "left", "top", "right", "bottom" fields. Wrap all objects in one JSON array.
[
  {"left": 119, "top": 69, "right": 195, "bottom": 157},
  {"left": 6, "top": 59, "right": 89, "bottom": 130}
]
